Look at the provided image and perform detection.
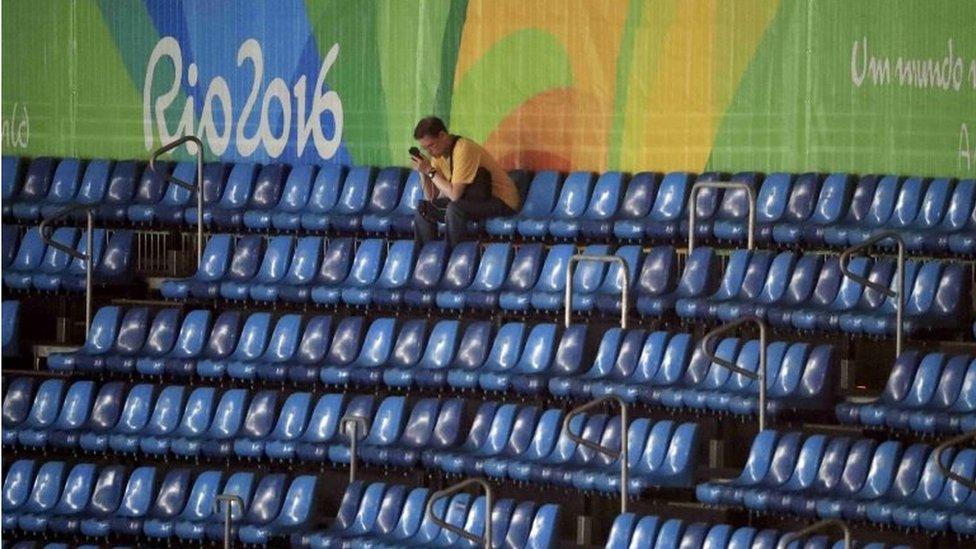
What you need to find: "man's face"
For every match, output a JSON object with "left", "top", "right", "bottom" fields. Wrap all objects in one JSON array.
[{"left": 418, "top": 131, "right": 450, "bottom": 158}]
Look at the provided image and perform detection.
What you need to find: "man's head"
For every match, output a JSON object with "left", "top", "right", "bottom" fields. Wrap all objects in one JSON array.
[{"left": 413, "top": 116, "right": 453, "bottom": 158}]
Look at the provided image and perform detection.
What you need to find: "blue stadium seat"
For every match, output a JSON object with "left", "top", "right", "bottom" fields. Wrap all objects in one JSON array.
[
  {"left": 312, "top": 238, "right": 384, "bottom": 305},
  {"left": 610, "top": 172, "right": 659, "bottom": 240},
  {"left": 264, "top": 165, "right": 318, "bottom": 230},
  {"left": 220, "top": 236, "right": 293, "bottom": 300},
  {"left": 384, "top": 319, "right": 460, "bottom": 388},
  {"left": 67, "top": 160, "right": 113, "bottom": 219},
  {"left": 125, "top": 160, "right": 173, "bottom": 224},
  {"left": 486, "top": 171, "right": 561, "bottom": 236},
  {"left": 2, "top": 226, "right": 20, "bottom": 269},
  {"left": 367, "top": 170, "right": 422, "bottom": 235},
  {"left": 947, "top": 180, "right": 976, "bottom": 255},
  {"left": 160, "top": 234, "right": 233, "bottom": 299},
  {"left": 237, "top": 163, "right": 287, "bottom": 229},
  {"left": 198, "top": 312, "right": 271, "bottom": 378},
  {"left": 9, "top": 157, "right": 56, "bottom": 219},
  {"left": 847, "top": 175, "right": 917, "bottom": 246},
  {"left": 519, "top": 171, "right": 593, "bottom": 238},
  {"left": 635, "top": 245, "right": 694, "bottom": 316},
  {"left": 401, "top": 240, "right": 449, "bottom": 308},
  {"left": 253, "top": 236, "right": 322, "bottom": 302},
  {"left": 345, "top": 239, "right": 413, "bottom": 306},
  {"left": 1, "top": 155, "right": 24, "bottom": 206},
  {"left": 322, "top": 317, "right": 396, "bottom": 385},
  {"left": 187, "top": 162, "right": 258, "bottom": 228},
  {"left": 358, "top": 167, "right": 405, "bottom": 233},
  {"left": 32, "top": 158, "right": 84, "bottom": 220},
  {"left": 97, "top": 160, "right": 142, "bottom": 222},
  {"left": 30, "top": 227, "right": 79, "bottom": 291},
  {"left": 298, "top": 165, "right": 346, "bottom": 230},
  {"left": 821, "top": 174, "right": 884, "bottom": 247},
  {"left": 4, "top": 228, "right": 47, "bottom": 290},
  {"left": 448, "top": 322, "right": 525, "bottom": 390},
  {"left": 438, "top": 242, "right": 510, "bottom": 309},
  {"left": 329, "top": 166, "right": 378, "bottom": 232},
  {"left": 2, "top": 377, "right": 34, "bottom": 439}
]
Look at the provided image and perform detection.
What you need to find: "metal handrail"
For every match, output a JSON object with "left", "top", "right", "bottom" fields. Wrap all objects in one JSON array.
[
  {"left": 700, "top": 316, "right": 768, "bottom": 431},
  {"left": 215, "top": 493, "right": 244, "bottom": 549},
  {"left": 340, "top": 415, "right": 368, "bottom": 483},
  {"left": 424, "top": 477, "right": 493, "bottom": 548},
  {"left": 150, "top": 135, "right": 205, "bottom": 265},
  {"left": 688, "top": 181, "right": 756, "bottom": 252},
  {"left": 565, "top": 254, "right": 629, "bottom": 329},
  {"left": 777, "top": 519, "right": 851, "bottom": 549},
  {"left": 38, "top": 204, "right": 98, "bottom": 333},
  {"left": 561, "top": 395, "right": 630, "bottom": 513},
  {"left": 934, "top": 429, "right": 976, "bottom": 491},
  {"left": 839, "top": 230, "right": 906, "bottom": 356}
]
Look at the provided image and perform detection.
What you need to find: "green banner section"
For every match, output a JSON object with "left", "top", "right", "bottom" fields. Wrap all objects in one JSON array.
[{"left": 2, "top": 0, "right": 974, "bottom": 178}]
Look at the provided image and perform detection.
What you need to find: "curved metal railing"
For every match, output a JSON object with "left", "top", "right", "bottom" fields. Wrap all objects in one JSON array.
[
  {"left": 565, "top": 254, "right": 629, "bottom": 329},
  {"left": 776, "top": 519, "right": 851, "bottom": 549},
  {"left": 839, "top": 230, "right": 906, "bottom": 356},
  {"left": 424, "top": 477, "right": 494, "bottom": 548},
  {"left": 688, "top": 181, "right": 756, "bottom": 252},
  {"left": 700, "top": 316, "right": 768, "bottom": 431},
  {"left": 561, "top": 395, "right": 630, "bottom": 513},
  {"left": 38, "top": 204, "right": 98, "bottom": 333},
  {"left": 934, "top": 429, "right": 976, "bottom": 491},
  {"left": 150, "top": 135, "right": 205, "bottom": 265}
]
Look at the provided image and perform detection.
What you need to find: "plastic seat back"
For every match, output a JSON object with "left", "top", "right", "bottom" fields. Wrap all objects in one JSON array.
[
  {"left": 365, "top": 167, "right": 405, "bottom": 214},
  {"left": 316, "top": 237, "right": 355, "bottom": 285},
  {"left": 333, "top": 166, "right": 375, "bottom": 215},
  {"left": 75, "top": 160, "right": 113, "bottom": 205},
  {"left": 248, "top": 164, "right": 287, "bottom": 209},
  {"left": 17, "top": 157, "right": 57, "bottom": 203},
  {"left": 304, "top": 165, "right": 346, "bottom": 214},
  {"left": 274, "top": 165, "right": 317, "bottom": 213},
  {"left": 809, "top": 173, "right": 854, "bottom": 225}
]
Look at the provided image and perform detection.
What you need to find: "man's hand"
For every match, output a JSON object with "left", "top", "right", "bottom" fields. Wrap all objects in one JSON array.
[{"left": 411, "top": 156, "right": 433, "bottom": 175}]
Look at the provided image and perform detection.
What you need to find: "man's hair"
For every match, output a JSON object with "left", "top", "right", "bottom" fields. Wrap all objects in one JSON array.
[{"left": 413, "top": 116, "right": 448, "bottom": 139}]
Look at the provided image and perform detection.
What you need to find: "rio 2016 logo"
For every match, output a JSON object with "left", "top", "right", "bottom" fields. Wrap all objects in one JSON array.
[{"left": 143, "top": 36, "right": 343, "bottom": 159}]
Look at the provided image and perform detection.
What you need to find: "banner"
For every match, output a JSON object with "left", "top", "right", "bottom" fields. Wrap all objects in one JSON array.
[{"left": 3, "top": 0, "right": 975, "bottom": 178}]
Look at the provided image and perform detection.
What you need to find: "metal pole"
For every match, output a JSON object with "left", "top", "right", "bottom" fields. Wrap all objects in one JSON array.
[
  {"left": 149, "top": 135, "right": 205, "bottom": 266},
  {"left": 85, "top": 211, "right": 93, "bottom": 334},
  {"left": 340, "top": 416, "right": 368, "bottom": 483},
  {"left": 839, "top": 231, "right": 906, "bottom": 356},
  {"left": 561, "top": 395, "right": 629, "bottom": 513},
  {"left": 215, "top": 494, "right": 244, "bottom": 549},
  {"left": 565, "top": 254, "right": 630, "bottom": 330},
  {"left": 38, "top": 204, "right": 99, "bottom": 335},
  {"left": 777, "top": 519, "right": 851, "bottom": 549},
  {"left": 934, "top": 429, "right": 976, "bottom": 491},
  {"left": 700, "top": 316, "right": 768, "bottom": 431},
  {"left": 424, "top": 478, "right": 494, "bottom": 548},
  {"left": 687, "top": 181, "right": 757, "bottom": 253}
]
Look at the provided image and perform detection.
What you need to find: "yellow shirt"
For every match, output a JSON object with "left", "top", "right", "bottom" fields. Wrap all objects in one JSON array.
[{"left": 431, "top": 137, "right": 521, "bottom": 210}]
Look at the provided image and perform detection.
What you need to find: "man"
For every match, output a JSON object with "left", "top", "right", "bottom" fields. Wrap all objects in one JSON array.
[{"left": 411, "top": 116, "right": 521, "bottom": 246}]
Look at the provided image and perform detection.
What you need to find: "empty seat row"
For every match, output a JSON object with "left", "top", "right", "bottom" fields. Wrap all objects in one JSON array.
[
  {"left": 160, "top": 235, "right": 641, "bottom": 312},
  {"left": 551, "top": 329, "right": 834, "bottom": 417},
  {"left": 1, "top": 156, "right": 422, "bottom": 235},
  {"left": 294, "top": 481, "right": 559, "bottom": 549},
  {"left": 673, "top": 248, "right": 970, "bottom": 336},
  {"left": 696, "top": 430, "right": 976, "bottom": 534},
  {"left": 2, "top": 300, "right": 19, "bottom": 356},
  {"left": 604, "top": 512, "right": 907, "bottom": 549},
  {"left": 427, "top": 404, "right": 698, "bottom": 494},
  {"left": 2, "top": 227, "right": 133, "bottom": 291},
  {"left": 42, "top": 307, "right": 834, "bottom": 416},
  {"left": 2, "top": 377, "right": 699, "bottom": 493},
  {"left": 1, "top": 459, "right": 316, "bottom": 544},
  {"left": 3, "top": 379, "right": 405, "bottom": 462},
  {"left": 837, "top": 350, "right": 976, "bottom": 434}
]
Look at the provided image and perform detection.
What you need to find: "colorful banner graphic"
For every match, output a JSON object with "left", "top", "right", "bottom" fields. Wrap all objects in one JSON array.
[{"left": 2, "top": 0, "right": 975, "bottom": 178}]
